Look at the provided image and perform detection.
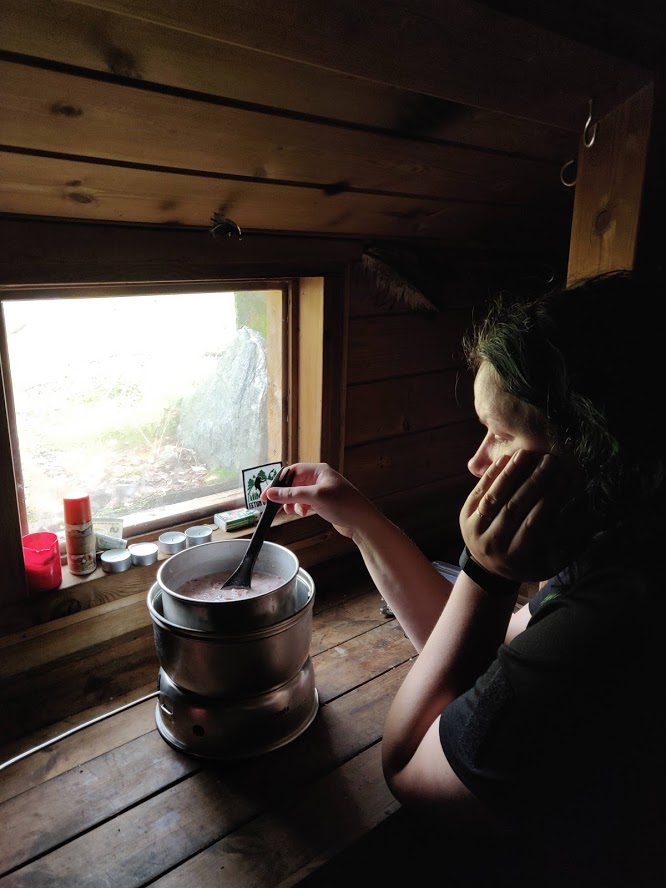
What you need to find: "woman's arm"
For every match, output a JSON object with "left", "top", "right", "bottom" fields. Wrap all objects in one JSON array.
[
  {"left": 264, "top": 463, "right": 452, "bottom": 650},
  {"left": 382, "top": 568, "right": 517, "bottom": 811},
  {"left": 382, "top": 450, "right": 562, "bottom": 811}
]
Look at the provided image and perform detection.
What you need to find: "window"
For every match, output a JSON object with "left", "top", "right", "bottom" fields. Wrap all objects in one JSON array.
[
  {"left": 0, "top": 220, "right": 352, "bottom": 615},
  {"left": 1, "top": 282, "right": 288, "bottom": 539}
]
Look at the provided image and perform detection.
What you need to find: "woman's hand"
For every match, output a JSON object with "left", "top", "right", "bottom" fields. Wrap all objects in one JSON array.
[
  {"left": 460, "top": 449, "right": 575, "bottom": 582},
  {"left": 262, "top": 462, "right": 376, "bottom": 540}
]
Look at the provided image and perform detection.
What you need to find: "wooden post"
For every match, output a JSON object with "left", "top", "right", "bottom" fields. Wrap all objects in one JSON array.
[{"left": 567, "top": 82, "right": 655, "bottom": 282}]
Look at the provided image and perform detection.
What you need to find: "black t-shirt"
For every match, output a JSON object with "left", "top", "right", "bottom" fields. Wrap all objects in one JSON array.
[{"left": 439, "top": 560, "right": 666, "bottom": 886}]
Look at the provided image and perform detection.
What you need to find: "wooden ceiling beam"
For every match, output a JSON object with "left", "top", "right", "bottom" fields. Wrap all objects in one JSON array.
[{"left": 22, "top": 0, "right": 652, "bottom": 130}]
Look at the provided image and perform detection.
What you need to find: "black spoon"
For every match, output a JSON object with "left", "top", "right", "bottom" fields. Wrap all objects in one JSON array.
[{"left": 220, "top": 466, "right": 295, "bottom": 590}]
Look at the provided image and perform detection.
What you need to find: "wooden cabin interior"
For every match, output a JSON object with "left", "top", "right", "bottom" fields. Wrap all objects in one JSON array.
[{"left": 0, "top": 2, "right": 663, "bottom": 884}]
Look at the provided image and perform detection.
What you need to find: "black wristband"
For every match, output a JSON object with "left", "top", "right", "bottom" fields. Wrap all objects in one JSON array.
[{"left": 458, "top": 546, "right": 519, "bottom": 597}]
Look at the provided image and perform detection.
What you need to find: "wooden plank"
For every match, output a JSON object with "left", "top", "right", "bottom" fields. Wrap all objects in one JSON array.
[
  {"left": 345, "top": 368, "right": 474, "bottom": 446},
  {"left": 0, "top": 596, "right": 154, "bottom": 679},
  {"left": 0, "top": 0, "right": 578, "bottom": 162},
  {"left": 0, "top": 686, "right": 158, "bottom": 803},
  {"left": 314, "top": 620, "right": 415, "bottom": 702},
  {"left": 297, "top": 278, "right": 324, "bottom": 463},
  {"left": 320, "top": 273, "right": 348, "bottom": 469},
  {"left": 0, "top": 629, "right": 159, "bottom": 746},
  {"left": 0, "top": 729, "right": 199, "bottom": 876},
  {"left": 48, "top": 0, "right": 650, "bottom": 129},
  {"left": 151, "top": 743, "right": 398, "bottom": 888},
  {"left": 0, "top": 659, "right": 411, "bottom": 882},
  {"left": 347, "top": 309, "right": 473, "bottom": 384},
  {"left": 344, "top": 419, "right": 480, "bottom": 499},
  {"left": 0, "top": 217, "right": 362, "bottom": 287},
  {"left": 375, "top": 474, "right": 473, "bottom": 559},
  {"left": 0, "top": 151, "right": 571, "bottom": 246},
  {"left": 0, "top": 61, "right": 569, "bottom": 203},
  {"left": 310, "top": 594, "right": 401, "bottom": 660},
  {"left": 567, "top": 82, "right": 654, "bottom": 281}
]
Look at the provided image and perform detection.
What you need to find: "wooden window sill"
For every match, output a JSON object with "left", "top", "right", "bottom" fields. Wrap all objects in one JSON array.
[{"left": 0, "top": 510, "right": 357, "bottom": 637}]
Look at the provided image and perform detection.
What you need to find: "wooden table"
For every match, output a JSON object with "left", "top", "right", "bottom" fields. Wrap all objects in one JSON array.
[{"left": 0, "top": 574, "right": 419, "bottom": 887}]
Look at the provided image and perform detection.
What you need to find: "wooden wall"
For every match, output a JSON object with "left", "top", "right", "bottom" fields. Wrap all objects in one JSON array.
[{"left": 343, "top": 266, "right": 478, "bottom": 562}]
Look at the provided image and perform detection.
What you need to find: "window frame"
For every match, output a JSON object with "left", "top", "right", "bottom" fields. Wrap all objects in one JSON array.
[{"left": 0, "top": 220, "right": 355, "bottom": 622}]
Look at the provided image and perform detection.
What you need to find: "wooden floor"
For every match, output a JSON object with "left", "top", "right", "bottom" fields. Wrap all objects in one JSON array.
[{"left": 0, "top": 573, "right": 419, "bottom": 887}]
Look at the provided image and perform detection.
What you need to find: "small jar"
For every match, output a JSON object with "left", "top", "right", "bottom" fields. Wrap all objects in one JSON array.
[{"left": 63, "top": 493, "right": 96, "bottom": 576}]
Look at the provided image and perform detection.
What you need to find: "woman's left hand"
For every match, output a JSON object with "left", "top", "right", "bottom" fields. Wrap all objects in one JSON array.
[{"left": 460, "top": 449, "right": 573, "bottom": 582}]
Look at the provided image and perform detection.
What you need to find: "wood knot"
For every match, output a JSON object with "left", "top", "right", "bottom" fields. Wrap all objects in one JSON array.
[
  {"left": 594, "top": 209, "right": 612, "bottom": 234},
  {"left": 51, "top": 103, "right": 83, "bottom": 117},
  {"left": 104, "top": 46, "right": 143, "bottom": 79},
  {"left": 67, "top": 192, "right": 96, "bottom": 204}
]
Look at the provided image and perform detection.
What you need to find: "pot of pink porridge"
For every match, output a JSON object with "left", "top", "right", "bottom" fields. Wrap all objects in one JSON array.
[{"left": 157, "top": 539, "right": 300, "bottom": 632}]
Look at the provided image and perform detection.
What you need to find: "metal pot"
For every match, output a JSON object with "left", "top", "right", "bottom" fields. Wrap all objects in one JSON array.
[
  {"left": 157, "top": 539, "right": 300, "bottom": 632},
  {"left": 147, "top": 566, "right": 315, "bottom": 697}
]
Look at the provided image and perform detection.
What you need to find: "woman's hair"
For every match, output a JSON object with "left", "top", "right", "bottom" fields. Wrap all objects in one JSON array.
[{"left": 463, "top": 270, "right": 665, "bottom": 555}]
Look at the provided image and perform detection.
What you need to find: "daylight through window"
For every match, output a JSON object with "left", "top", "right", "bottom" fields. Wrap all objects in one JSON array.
[{"left": 2, "top": 284, "right": 285, "bottom": 536}]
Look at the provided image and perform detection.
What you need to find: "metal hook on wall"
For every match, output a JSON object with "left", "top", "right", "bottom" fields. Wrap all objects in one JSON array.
[
  {"left": 209, "top": 212, "right": 242, "bottom": 240},
  {"left": 560, "top": 159, "right": 577, "bottom": 188},
  {"left": 559, "top": 97, "right": 598, "bottom": 188},
  {"left": 583, "top": 98, "right": 597, "bottom": 148}
]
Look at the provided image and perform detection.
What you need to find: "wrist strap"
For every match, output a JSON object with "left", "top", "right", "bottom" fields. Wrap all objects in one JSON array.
[{"left": 458, "top": 546, "right": 519, "bottom": 597}]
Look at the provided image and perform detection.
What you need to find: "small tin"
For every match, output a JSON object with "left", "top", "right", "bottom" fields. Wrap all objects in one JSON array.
[
  {"left": 185, "top": 525, "right": 214, "bottom": 547},
  {"left": 100, "top": 548, "right": 132, "bottom": 573},
  {"left": 158, "top": 531, "right": 187, "bottom": 555},
  {"left": 128, "top": 541, "right": 158, "bottom": 566}
]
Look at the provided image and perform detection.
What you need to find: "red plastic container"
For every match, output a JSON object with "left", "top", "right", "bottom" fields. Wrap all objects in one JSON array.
[{"left": 22, "top": 531, "right": 62, "bottom": 592}]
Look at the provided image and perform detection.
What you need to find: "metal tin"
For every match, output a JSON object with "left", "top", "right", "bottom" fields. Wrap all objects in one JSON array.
[
  {"left": 185, "top": 525, "right": 214, "bottom": 547},
  {"left": 158, "top": 531, "right": 187, "bottom": 554},
  {"left": 100, "top": 548, "right": 132, "bottom": 573},
  {"left": 129, "top": 541, "right": 158, "bottom": 566}
]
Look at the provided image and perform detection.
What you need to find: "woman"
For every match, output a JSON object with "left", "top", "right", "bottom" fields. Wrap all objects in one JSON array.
[{"left": 264, "top": 271, "right": 665, "bottom": 886}]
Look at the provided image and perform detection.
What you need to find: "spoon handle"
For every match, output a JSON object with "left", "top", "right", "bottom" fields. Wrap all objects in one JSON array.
[
  {"left": 222, "top": 466, "right": 294, "bottom": 588},
  {"left": 244, "top": 497, "right": 282, "bottom": 562}
]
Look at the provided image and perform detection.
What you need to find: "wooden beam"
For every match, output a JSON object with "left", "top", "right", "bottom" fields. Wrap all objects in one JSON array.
[
  {"left": 0, "top": 61, "right": 568, "bottom": 205},
  {"left": 33, "top": 0, "right": 650, "bottom": 130},
  {"left": 0, "top": 217, "right": 362, "bottom": 287},
  {"left": 567, "top": 82, "right": 654, "bottom": 281},
  {"left": 0, "top": 0, "right": 577, "bottom": 160}
]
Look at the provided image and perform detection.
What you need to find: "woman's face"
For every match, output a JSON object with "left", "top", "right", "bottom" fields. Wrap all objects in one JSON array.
[{"left": 468, "top": 361, "right": 551, "bottom": 479}]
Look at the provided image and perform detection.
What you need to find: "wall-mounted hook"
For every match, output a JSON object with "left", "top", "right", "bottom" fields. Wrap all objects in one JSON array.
[
  {"left": 209, "top": 213, "right": 242, "bottom": 240},
  {"left": 560, "top": 158, "right": 577, "bottom": 188},
  {"left": 583, "top": 98, "right": 597, "bottom": 149}
]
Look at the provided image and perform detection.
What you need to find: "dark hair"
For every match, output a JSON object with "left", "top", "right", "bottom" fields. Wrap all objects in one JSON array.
[{"left": 463, "top": 270, "right": 665, "bottom": 556}]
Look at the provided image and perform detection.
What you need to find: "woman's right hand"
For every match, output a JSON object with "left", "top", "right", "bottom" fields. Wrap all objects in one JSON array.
[{"left": 262, "top": 462, "right": 376, "bottom": 540}]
